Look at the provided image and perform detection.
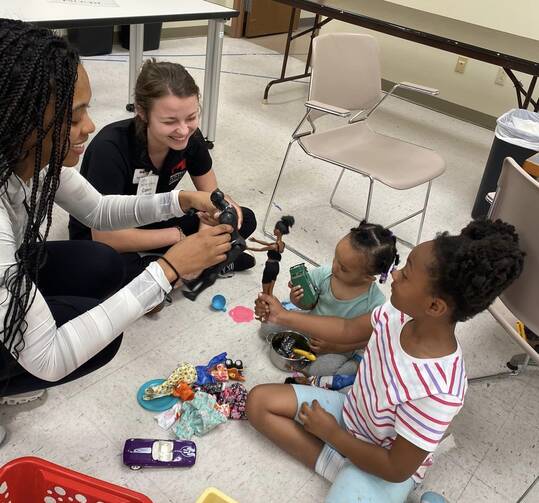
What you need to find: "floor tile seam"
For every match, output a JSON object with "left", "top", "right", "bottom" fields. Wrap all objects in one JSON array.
[
  {"left": 453, "top": 471, "right": 476, "bottom": 502},
  {"left": 470, "top": 472, "right": 516, "bottom": 500}
]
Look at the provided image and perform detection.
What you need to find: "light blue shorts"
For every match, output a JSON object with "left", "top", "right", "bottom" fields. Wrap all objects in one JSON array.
[{"left": 292, "top": 384, "right": 415, "bottom": 503}]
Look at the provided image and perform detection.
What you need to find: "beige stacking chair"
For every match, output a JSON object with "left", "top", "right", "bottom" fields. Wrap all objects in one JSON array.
[
  {"left": 470, "top": 157, "right": 539, "bottom": 382},
  {"left": 262, "top": 32, "right": 445, "bottom": 262}
]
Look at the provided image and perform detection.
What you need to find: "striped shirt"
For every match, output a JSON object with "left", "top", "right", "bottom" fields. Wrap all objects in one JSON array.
[{"left": 342, "top": 302, "right": 467, "bottom": 482}]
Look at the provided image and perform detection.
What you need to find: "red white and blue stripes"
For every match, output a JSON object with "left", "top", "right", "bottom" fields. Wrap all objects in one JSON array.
[{"left": 342, "top": 302, "right": 467, "bottom": 482}]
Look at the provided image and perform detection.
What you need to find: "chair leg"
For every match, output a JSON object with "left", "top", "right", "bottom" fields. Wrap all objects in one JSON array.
[
  {"left": 468, "top": 353, "right": 536, "bottom": 383},
  {"left": 365, "top": 178, "right": 374, "bottom": 222},
  {"left": 262, "top": 139, "right": 296, "bottom": 238},
  {"left": 385, "top": 180, "right": 433, "bottom": 248},
  {"left": 329, "top": 168, "right": 345, "bottom": 207},
  {"left": 415, "top": 180, "right": 432, "bottom": 245},
  {"left": 330, "top": 172, "right": 433, "bottom": 248},
  {"left": 262, "top": 139, "right": 320, "bottom": 266},
  {"left": 330, "top": 174, "right": 375, "bottom": 223}
]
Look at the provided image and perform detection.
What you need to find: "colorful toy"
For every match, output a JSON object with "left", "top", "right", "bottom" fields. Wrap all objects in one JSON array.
[
  {"left": 226, "top": 359, "right": 243, "bottom": 370},
  {"left": 292, "top": 348, "right": 317, "bottom": 361},
  {"left": 211, "top": 294, "right": 227, "bottom": 312},
  {"left": 248, "top": 215, "right": 295, "bottom": 296},
  {"left": 196, "top": 352, "right": 228, "bottom": 385},
  {"left": 227, "top": 368, "right": 246, "bottom": 382},
  {"left": 172, "top": 382, "right": 195, "bottom": 401},
  {"left": 218, "top": 383, "right": 248, "bottom": 420},
  {"left": 193, "top": 382, "right": 224, "bottom": 397},
  {"left": 210, "top": 363, "right": 229, "bottom": 382},
  {"left": 137, "top": 379, "right": 178, "bottom": 412},
  {"left": 196, "top": 487, "right": 238, "bottom": 503},
  {"left": 143, "top": 363, "right": 197, "bottom": 400},
  {"left": 182, "top": 189, "right": 246, "bottom": 301},
  {"left": 154, "top": 403, "right": 183, "bottom": 430},
  {"left": 123, "top": 438, "right": 196, "bottom": 470},
  {"left": 174, "top": 392, "right": 227, "bottom": 440},
  {"left": 276, "top": 334, "right": 297, "bottom": 358},
  {"left": 289, "top": 263, "right": 319, "bottom": 307},
  {"left": 285, "top": 373, "right": 356, "bottom": 391}
]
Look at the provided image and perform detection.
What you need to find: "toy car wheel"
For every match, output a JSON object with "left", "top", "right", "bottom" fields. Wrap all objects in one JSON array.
[{"left": 130, "top": 465, "right": 142, "bottom": 471}]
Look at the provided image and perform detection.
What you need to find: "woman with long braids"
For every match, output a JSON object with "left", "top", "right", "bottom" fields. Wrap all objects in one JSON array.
[{"left": 0, "top": 19, "right": 232, "bottom": 444}]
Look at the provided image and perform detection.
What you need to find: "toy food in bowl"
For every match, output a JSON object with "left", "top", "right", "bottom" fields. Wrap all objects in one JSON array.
[{"left": 267, "top": 331, "right": 312, "bottom": 372}]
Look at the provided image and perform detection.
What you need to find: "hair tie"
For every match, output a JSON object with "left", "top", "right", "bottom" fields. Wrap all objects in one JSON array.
[
  {"left": 159, "top": 256, "right": 181, "bottom": 287},
  {"left": 379, "top": 259, "right": 397, "bottom": 284}
]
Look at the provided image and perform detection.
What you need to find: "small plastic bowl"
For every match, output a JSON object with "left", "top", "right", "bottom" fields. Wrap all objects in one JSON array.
[{"left": 211, "top": 294, "right": 227, "bottom": 312}]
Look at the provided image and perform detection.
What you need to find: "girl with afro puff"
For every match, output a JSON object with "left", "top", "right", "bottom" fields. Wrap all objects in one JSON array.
[{"left": 249, "top": 219, "right": 524, "bottom": 503}]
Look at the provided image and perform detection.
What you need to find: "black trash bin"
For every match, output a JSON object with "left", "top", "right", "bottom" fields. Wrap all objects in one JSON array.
[
  {"left": 119, "top": 23, "right": 163, "bottom": 51},
  {"left": 67, "top": 26, "right": 114, "bottom": 56},
  {"left": 472, "top": 109, "right": 539, "bottom": 219}
]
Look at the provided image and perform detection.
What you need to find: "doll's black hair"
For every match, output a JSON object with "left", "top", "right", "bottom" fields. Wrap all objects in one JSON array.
[
  {"left": 0, "top": 19, "right": 79, "bottom": 358},
  {"left": 349, "top": 220, "right": 400, "bottom": 282},
  {"left": 275, "top": 215, "right": 295, "bottom": 235},
  {"left": 430, "top": 219, "right": 524, "bottom": 322}
]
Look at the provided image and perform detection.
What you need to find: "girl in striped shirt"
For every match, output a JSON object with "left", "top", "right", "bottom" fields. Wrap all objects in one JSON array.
[{"left": 248, "top": 220, "right": 524, "bottom": 502}]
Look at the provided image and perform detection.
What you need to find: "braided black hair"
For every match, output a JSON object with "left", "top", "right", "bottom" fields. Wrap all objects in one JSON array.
[
  {"left": 349, "top": 220, "right": 400, "bottom": 282},
  {"left": 275, "top": 215, "right": 295, "bottom": 235},
  {"left": 0, "top": 19, "right": 79, "bottom": 358},
  {"left": 431, "top": 219, "right": 525, "bottom": 322}
]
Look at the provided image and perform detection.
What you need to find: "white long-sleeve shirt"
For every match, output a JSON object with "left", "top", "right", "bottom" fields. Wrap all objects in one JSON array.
[{"left": 0, "top": 167, "right": 184, "bottom": 382}]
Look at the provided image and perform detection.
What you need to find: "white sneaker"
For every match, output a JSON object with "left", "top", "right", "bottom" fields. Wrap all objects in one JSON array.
[
  {"left": 0, "top": 425, "right": 6, "bottom": 446},
  {"left": 0, "top": 389, "right": 46, "bottom": 405}
]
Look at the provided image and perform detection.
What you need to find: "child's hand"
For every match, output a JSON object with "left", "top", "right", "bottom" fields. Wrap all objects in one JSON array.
[
  {"left": 298, "top": 400, "right": 340, "bottom": 442},
  {"left": 288, "top": 281, "right": 304, "bottom": 307},
  {"left": 257, "top": 293, "right": 285, "bottom": 324},
  {"left": 254, "top": 297, "right": 268, "bottom": 322},
  {"left": 309, "top": 337, "right": 339, "bottom": 355}
]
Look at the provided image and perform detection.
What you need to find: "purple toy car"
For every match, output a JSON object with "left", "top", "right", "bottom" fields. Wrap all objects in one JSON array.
[{"left": 123, "top": 438, "right": 196, "bottom": 470}]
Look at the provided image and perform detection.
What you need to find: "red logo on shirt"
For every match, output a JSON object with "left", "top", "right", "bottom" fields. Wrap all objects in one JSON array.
[{"left": 171, "top": 159, "right": 187, "bottom": 173}]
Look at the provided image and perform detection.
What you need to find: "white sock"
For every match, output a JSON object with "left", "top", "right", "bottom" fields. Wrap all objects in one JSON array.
[{"left": 315, "top": 444, "right": 346, "bottom": 483}]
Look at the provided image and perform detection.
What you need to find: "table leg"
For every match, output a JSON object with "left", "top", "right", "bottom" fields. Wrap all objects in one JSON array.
[
  {"left": 263, "top": 16, "right": 331, "bottom": 102},
  {"left": 126, "top": 24, "right": 144, "bottom": 112},
  {"left": 504, "top": 68, "right": 538, "bottom": 111},
  {"left": 201, "top": 18, "right": 225, "bottom": 148}
]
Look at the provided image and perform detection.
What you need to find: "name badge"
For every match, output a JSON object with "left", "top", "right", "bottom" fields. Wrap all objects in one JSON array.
[
  {"left": 132, "top": 169, "right": 148, "bottom": 184},
  {"left": 137, "top": 174, "right": 159, "bottom": 196}
]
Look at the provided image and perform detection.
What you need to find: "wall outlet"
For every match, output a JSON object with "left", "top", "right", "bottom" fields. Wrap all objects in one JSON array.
[
  {"left": 495, "top": 68, "right": 506, "bottom": 86},
  {"left": 454, "top": 56, "right": 468, "bottom": 74}
]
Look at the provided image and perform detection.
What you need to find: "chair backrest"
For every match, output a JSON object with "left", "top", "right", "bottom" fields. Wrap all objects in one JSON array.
[
  {"left": 489, "top": 157, "right": 539, "bottom": 335},
  {"left": 309, "top": 33, "right": 382, "bottom": 112}
]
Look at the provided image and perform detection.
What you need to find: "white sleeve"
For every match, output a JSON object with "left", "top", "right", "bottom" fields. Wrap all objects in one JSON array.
[
  {"left": 54, "top": 167, "right": 184, "bottom": 230},
  {"left": 1, "top": 261, "right": 171, "bottom": 382},
  {"left": 0, "top": 195, "right": 173, "bottom": 381}
]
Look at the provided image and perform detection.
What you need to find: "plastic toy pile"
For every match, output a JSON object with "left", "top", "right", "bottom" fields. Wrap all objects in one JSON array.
[{"left": 138, "top": 352, "right": 247, "bottom": 440}]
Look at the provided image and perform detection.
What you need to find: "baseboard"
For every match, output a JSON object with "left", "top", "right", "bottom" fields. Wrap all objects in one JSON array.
[
  {"left": 112, "top": 24, "right": 232, "bottom": 45},
  {"left": 160, "top": 24, "right": 232, "bottom": 40},
  {"left": 382, "top": 78, "right": 496, "bottom": 130}
]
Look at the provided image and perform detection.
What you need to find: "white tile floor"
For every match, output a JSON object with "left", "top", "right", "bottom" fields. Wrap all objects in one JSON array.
[{"left": 1, "top": 34, "right": 538, "bottom": 503}]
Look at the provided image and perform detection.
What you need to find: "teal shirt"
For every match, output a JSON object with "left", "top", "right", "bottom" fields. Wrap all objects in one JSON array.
[{"left": 308, "top": 265, "right": 385, "bottom": 318}]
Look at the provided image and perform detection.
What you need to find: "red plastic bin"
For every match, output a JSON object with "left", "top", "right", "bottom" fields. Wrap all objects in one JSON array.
[{"left": 0, "top": 457, "right": 152, "bottom": 503}]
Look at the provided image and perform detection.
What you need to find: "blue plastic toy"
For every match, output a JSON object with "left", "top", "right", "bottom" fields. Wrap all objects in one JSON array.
[
  {"left": 211, "top": 294, "right": 227, "bottom": 312},
  {"left": 137, "top": 379, "right": 178, "bottom": 412},
  {"left": 420, "top": 491, "right": 447, "bottom": 503}
]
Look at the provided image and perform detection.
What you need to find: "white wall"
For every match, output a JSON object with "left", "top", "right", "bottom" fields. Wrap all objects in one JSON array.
[{"left": 321, "top": 0, "right": 538, "bottom": 117}]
